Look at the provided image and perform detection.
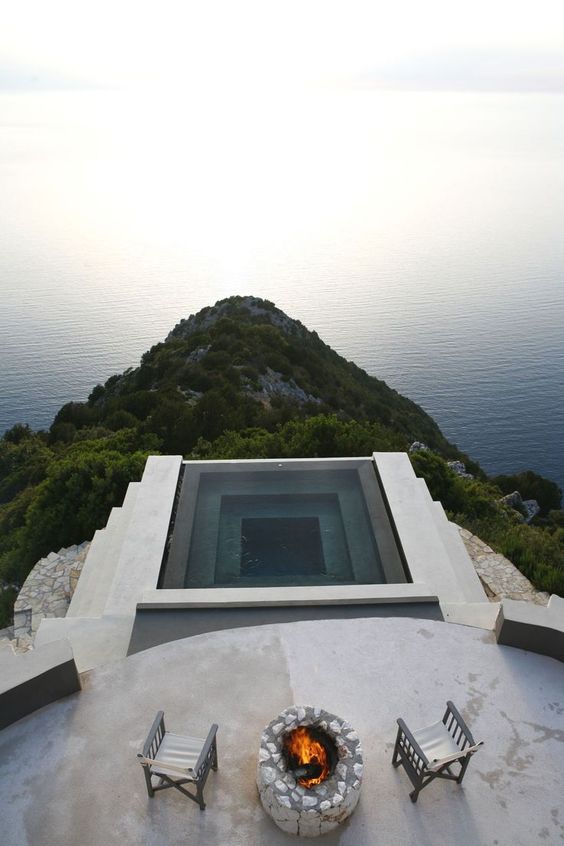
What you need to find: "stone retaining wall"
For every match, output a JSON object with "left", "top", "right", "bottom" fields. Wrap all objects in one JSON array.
[
  {"left": 11, "top": 542, "right": 90, "bottom": 652},
  {"left": 456, "top": 526, "right": 549, "bottom": 606}
]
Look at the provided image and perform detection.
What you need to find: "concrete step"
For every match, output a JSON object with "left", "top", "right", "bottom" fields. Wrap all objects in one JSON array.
[
  {"left": 428, "top": 499, "right": 488, "bottom": 603},
  {"left": 67, "top": 483, "right": 140, "bottom": 618},
  {"left": 66, "top": 528, "right": 110, "bottom": 617},
  {"left": 34, "top": 615, "right": 135, "bottom": 673},
  {"left": 104, "top": 456, "right": 182, "bottom": 617},
  {"left": 412, "top": 475, "right": 437, "bottom": 507},
  {"left": 441, "top": 602, "right": 501, "bottom": 631},
  {"left": 374, "top": 453, "right": 470, "bottom": 603}
]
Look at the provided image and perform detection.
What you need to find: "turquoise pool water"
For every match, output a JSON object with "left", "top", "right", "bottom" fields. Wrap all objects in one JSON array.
[{"left": 160, "top": 459, "right": 408, "bottom": 589}]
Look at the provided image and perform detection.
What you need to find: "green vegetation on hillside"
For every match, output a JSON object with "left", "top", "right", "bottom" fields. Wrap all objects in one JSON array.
[
  {"left": 409, "top": 451, "right": 563, "bottom": 594},
  {"left": 0, "top": 428, "right": 157, "bottom": 594},
  {"left": 0, "top": 296, "right": 562, "bottom": 627},
  {"left": 49, "top": 297, "right": 456, "bottom": 456}
]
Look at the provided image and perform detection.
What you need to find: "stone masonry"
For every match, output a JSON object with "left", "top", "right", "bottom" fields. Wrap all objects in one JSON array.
[
  {"left": 456, "top": 526, "right": 549, "bottom": 606},
  {"left": 257, "top": 705, "right": 363, "bottom": 838},
  {"left": 10, "top": 542, "right": 90, "bottom": 652}
]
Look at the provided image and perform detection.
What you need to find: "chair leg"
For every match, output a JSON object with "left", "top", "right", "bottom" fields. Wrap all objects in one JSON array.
[
  {"left": 196, "top": 785, "right": 206, "bottom": 811},
  {"left": 391, "top": 729, "right": 402, "bottom": 767},
  {"left": 409, "top": 788, "right": 420, "bottom": 803},
  {"left": 142, "top": 765, "right": 155, "bottom": 798},
  {"left": 457, "top": 756, "right": 471, "bottom": 784}
]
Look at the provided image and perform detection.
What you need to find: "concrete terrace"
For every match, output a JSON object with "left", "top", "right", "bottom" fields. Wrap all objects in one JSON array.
[{"left": 2, "top": 616, "right": 563, "bottom": 846}]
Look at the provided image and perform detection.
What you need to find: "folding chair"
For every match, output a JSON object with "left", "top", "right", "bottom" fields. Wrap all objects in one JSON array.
[
  {"left": 138, "top": 711, "right": 218, "bottom": 809},
  {"left": 392, "top": 700, "right": 483, "bottom": 802}
]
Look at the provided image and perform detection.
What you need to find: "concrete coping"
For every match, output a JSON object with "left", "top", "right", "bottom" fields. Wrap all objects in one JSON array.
[
  {"left": 0, "top": 638, "right": 81, "bottom": 730},
  {"left": 496, "top": 594, "right": 564, "bottom": 662},
  {"left": 499, "top": 594, "right": 563, "bottom": 630},
  {"left": 138, "top": 582, "right": 438, "bottom": 609},
  {"left": 0, "top": 638, "right": 76, "bottom": 694}
]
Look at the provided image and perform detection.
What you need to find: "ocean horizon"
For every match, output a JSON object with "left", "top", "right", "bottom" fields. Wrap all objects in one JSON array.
[{"left": 1, "top": 88, "right": 563, "bottom": 489}]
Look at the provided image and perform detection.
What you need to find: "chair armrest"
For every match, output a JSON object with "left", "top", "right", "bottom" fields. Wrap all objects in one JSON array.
[
  {"left": 194, "top": 723, "right": 219, "bottom": 779},
  {"left": 426, "top": 740, "right": 484, "bottom": 772},
  {"left": 137, "top": 754, "right": 192, "bottom": 776}
]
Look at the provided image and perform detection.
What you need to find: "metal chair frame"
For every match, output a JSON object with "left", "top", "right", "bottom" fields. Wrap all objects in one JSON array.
[
  {"left": 392, "top": 700, "right": 482, "bottom": 802},
  {"left": 138, "top": 711, "right": 218, "bottom": 810}
]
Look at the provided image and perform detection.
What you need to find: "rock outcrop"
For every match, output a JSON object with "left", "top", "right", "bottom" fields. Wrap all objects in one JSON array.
[{"left": 499, "top": 491, "right": 540, "bottom": 523}]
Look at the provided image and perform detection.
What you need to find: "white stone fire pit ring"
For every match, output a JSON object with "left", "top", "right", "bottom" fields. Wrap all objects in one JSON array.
[{"left": 257, "top": 705, "right": 363, "bottom": 838}]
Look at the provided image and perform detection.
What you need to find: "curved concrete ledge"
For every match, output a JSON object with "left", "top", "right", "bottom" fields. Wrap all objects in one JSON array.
[
  {"left": 495, "top": 594, "right": 564, "bottom": 662},
  {"left": 1, "top": 617, "right": 563, "bottom": 846},
  {"left": 0, "top": 638, "right": 81, "bottom": 730}
]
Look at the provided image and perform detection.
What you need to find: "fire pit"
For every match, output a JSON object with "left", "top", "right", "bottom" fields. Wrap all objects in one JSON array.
[{"left": 257, "top": 705, "right": 363, "bottom": 837}]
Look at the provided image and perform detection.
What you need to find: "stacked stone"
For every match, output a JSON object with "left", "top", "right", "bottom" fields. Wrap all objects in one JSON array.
[
  {"left": 456, "top": 526, "right": 549, "bottom": 606},
  {"left": 11, "top": 541, "right": 90, "bottom": 652},
  {"left": 257, "top": 705, "right": 363, "bottom": 838}
]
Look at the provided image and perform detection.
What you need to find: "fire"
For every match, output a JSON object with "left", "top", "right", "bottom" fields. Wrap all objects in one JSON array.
[{"left": 283, "top": 726, "right": 331, "bottom": 788}]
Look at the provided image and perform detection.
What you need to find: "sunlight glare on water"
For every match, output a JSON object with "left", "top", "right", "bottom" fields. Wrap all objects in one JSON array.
[{"left": 0, "top": 86, "right": 563, "bottom": 486}]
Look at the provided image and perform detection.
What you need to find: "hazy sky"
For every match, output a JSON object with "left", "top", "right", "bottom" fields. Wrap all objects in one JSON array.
[{"left": 1, "top": 0, "right": 564, "bottom": 92}]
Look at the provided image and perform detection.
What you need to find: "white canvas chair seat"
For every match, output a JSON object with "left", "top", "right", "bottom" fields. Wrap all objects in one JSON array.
[
  {"left": 148, "top": 732, "right": 207, "bottom": 779},
  {"left": 413, "top": 720, "right": 482, "bottom": 771},
  {"left": 392, "top": 701, "right": 483, "bottom": 802},
  {"left": 414, "top": 719, "right": 460, "bottom": 760},
  {"left": 138, "top": 712, "right": 218, "bottom": 810}
]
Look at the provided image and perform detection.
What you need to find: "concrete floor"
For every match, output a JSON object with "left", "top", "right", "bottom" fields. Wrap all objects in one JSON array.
[{"left": 1, "top": 617, "right": 563, "bottom": 846}]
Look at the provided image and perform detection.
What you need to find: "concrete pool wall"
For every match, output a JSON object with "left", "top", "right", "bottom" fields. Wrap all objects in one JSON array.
[{"left": 33, "top": 452, "right": 495, "bottom": 671}]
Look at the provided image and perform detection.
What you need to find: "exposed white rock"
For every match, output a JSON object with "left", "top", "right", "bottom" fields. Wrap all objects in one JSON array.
[
  {"left": 262, "top": 767, "right": 276, "bottom": 784},
  {"left": 409, "top": 441, "right": 429, "bottom": 453},
  {"left": 447, "top": 460, "right": 474, "bottom": 479}
]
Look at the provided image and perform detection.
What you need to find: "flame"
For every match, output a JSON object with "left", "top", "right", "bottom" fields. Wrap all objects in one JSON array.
[{"left": 283, "top": 726, "right": 330, "bottom": 788}]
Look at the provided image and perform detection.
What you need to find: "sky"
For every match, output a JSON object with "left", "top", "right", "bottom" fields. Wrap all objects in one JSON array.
[{"left": 1, "top": 0, "right": 564, "bottom": 93}]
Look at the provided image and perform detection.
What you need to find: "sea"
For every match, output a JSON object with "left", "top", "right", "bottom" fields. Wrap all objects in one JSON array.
[{"left": 1, "top": 87, "right": 563, "bottom": 489}]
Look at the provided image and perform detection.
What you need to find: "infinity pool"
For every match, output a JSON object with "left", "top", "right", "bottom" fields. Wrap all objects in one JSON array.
[{"left": 159, "top": 459, "right": 408, "bottom": 589}]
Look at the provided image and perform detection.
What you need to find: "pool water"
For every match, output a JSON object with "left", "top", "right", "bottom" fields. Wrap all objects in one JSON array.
[{"left": 160, "top": 460, "right": 408, "bottom": 589}]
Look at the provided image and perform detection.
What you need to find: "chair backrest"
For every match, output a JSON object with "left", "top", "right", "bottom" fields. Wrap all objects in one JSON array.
[
  {"left": 442, "top": 701, "right": 477, "bottom": 750},
  {"left": 141, "top": 710, "right": 166, "bottom": 761},
  {"left": 193, "top": 723, "right": 219, "bottom": 781}
]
